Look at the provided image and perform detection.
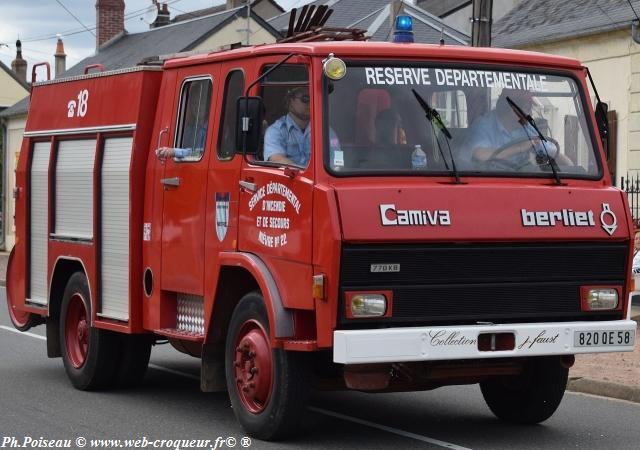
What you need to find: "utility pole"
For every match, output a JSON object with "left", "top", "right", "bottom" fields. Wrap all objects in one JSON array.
[
  {"left": 246, "top": 0, "right": 251, "bottom": 45},
  {"left": 471, "top": 0, "right": 493, "bottom": 47}
]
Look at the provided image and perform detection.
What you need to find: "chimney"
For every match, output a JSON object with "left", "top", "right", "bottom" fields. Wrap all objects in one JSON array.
[
  {"left": 151, "top": 2, "right": 170, "bottom": 28},
  {"left": 11, "top": 39, "right": 27, "bottom": 83},
  {"left": 96, "top": 0, "right": 125, "bottom": 49},
  {"left": 54, "top": 37, "right": 66, "bottom": 78}
]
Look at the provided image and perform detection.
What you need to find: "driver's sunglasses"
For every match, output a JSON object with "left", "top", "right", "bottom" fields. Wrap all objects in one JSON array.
[{"left": 294, "top": 94, "right": 310, "bottom": 104}]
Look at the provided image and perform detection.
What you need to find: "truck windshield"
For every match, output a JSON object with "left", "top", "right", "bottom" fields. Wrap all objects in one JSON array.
[{"left": 324, "top": 63, "right": 600, "bottom": 178}]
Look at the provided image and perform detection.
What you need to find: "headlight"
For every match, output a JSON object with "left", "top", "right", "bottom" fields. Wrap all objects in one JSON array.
[
  {"left": 323, "top": 54, "right": 346, "bottom": 80},
  {"left": 582, "top": 287, "right": 619, "bottom": 310},
  {"left": 348, "top": 293, "right": 387, "bottom": 318}
]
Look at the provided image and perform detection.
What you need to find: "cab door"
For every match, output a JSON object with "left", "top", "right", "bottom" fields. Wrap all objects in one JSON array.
[
  {"left": 161, "top": 67, "right": 219, "bottom": 295},
  {"left": 237, "top": 59, "right": 315, "bottom": 310}
]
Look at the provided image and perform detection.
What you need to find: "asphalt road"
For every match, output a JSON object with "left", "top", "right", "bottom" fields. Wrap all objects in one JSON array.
[{"left": 2, "top": 288, "right": 640, "bottom": 450}]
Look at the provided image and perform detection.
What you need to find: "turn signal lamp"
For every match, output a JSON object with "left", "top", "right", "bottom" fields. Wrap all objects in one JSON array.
[
  {"left": 347, "top": 293, "right": 387, "bottom": 318},
  {"left": 393, "top": 15, "right": 414, "bottom": 43},
  {"left": 581, "top": 287, "right": 619, "bottom": 311},
  {"left": 323, "top": 54, "right": 346, "bottom": 80},
  {"left": 312, "top": 274, "right": 326, "bottom": 300}
]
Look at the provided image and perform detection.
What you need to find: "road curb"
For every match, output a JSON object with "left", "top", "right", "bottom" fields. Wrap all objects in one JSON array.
[{"left": 567, "top": 377, "right": 640, "bottom": 403}]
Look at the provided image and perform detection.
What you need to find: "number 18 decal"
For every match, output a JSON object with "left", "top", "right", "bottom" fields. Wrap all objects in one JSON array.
[{"left": 67, "top": 89, "right": 89, "bottom": 118}]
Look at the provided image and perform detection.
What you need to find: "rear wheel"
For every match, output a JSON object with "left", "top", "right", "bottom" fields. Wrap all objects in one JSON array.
[
  {"left": 6, "top": 248, "right": 40, "bottom": 331},
  {"left": 60, "top": 272, "right": 118, "bottom": 390},
  {"left": 480, "top": 356, "right": 568, "bottom": 424},
  {"left": 225, "top": 291, "right": 311, "bottom": 440},
  {"left": 7, "top": 299, "right": 39, "bottom": 331}
]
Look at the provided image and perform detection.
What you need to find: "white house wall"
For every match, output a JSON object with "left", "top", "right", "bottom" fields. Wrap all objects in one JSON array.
[
  {"left": 0, "top": 70, "right": 28, "bottom": 108},
  {"left": 193, "top": 16, "right": 277, "bottom": 49},
  {"left": 523, "top": 29, "right": 637, "bottom": 182}
]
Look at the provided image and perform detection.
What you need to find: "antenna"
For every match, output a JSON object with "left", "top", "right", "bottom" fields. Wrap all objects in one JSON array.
[{"left": 142, "top": 3, "right": 159, "bottom": 25}]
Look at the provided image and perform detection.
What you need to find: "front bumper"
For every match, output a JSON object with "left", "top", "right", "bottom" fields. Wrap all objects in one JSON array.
[{"left": 333, "top": 320, "right": 637, "bottom": 364}]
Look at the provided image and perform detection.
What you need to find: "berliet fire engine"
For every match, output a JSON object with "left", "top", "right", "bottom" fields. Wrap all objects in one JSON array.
[{"left": 5, "top": 12, "right": 637, "bottom": 440}]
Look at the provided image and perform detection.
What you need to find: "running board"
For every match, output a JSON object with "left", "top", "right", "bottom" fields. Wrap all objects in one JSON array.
[{"left": 154, "top": 328, "right": 204, "bottom": 342}]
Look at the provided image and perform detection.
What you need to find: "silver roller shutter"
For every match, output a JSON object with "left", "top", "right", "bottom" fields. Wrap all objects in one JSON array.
[
  {"left": 29, "top": 142, "right": 50, "bottom": 305},
  {"left": 55, "top": 139, "right": 95, "bottom": 239},
  {"left": 99, "top": 137, "right": 132, "bottom": 321}
]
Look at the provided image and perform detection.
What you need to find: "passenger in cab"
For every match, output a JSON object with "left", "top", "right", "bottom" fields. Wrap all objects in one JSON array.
[
  {"left": 264, "top": 87, "right": 312, "bottom": 166},
  {"left": 264, "top": 87, "right": 342, "bottom": 169}
]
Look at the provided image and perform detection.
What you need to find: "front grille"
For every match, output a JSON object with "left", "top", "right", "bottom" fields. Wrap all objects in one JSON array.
[{"left": 339, "top": 242, "right": 628, "bottom": 325}]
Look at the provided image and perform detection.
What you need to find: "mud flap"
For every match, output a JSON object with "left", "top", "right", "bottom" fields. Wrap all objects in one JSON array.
[
  {"left": 46, "top": 317, "right": 61, "bottom": 358},
  {"left": 201, "top": 342, "right": 226, "bottom": 392}
]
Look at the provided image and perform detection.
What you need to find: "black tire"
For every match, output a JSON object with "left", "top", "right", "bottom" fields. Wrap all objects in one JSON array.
[
  {"left": 59, "top": 272, "right": 119, "bottom": 390},
  {"left": 114, "top": 334, "right": 153, "bottom": 388},
  {"left": 225, "top": 291, "right": 311, "bottom": 441},
  {"left": 480, "top": 356, "right": 568, "bottom": 424}
]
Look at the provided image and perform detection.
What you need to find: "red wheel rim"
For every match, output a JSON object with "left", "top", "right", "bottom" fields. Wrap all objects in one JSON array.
[
  {"left": 7, "top": 298, "right": 31, "bottom": 329},
  {"left": 64, "top": 293, "right": 89, "bottom": 368},
  {"left": 233, "top": 319, "right": 273, "bottom": 413}
]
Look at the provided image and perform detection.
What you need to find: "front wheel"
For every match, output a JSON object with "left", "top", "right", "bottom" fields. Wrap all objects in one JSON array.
[
  {"left": 480, "top": 356, "right": 568, "bottom": 424},
  {"left": 225, "top": 291, "right": 311, "bottom": 440}
]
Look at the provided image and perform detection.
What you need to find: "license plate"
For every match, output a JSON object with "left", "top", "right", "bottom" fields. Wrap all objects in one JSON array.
[{"left": 574, "top": 330, "right": 636, "bottom": 347}]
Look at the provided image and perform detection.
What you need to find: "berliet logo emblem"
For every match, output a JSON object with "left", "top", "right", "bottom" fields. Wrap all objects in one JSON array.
[
  {"left": 521, "top": 203, "right": 617, "bottom": 236},
  {"left": 600, "top": 203, "right": 618, "bottom": 235}
]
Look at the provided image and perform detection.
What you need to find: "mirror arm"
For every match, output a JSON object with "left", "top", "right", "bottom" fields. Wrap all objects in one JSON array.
[
  {"left": 586, "top": 67, "right": 605, "bottom": 105},
  {"left": 585, "top": 67, "right": 610, "bottom": 157}
]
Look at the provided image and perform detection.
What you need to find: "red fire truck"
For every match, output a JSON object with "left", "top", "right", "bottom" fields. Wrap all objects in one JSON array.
[{"left": 6, "top": 17, "right": 637, "bottom": 441}]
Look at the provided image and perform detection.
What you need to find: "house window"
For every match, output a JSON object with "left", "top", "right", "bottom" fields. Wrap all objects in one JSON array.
[{"left": 174, "top": 77, "right": 212, "bottom": 161}]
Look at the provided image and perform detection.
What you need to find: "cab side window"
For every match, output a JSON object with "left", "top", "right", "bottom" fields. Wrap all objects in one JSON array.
[
  {"left": 174, "top": 78, "right": 212, "bottom": 161},
  {"left": 260, "top": 65, "right": 310, "bottom": 167},
  {"left": 218, "top": 70, "right": 244, "bottom": 160}
]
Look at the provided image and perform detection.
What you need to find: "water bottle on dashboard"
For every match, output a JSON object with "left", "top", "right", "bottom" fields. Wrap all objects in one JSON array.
[{"left": 411, "top": 144, "right": 427, "bottom": 170}]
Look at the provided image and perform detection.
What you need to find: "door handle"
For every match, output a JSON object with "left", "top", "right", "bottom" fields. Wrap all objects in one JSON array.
[
  {"left": 239, "top": 180, "right": 257, "bottom": 192},
  {"left": 156, "top": 127, "right": 169, "bottom": 163},
  {"left": 161, "top": 177, "right": 180, "bottom": 187}
]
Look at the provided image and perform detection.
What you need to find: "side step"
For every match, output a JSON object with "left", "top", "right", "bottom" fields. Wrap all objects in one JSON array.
[
  {"left": 154, "top": 293, "right": 206, "bottom": 342},
  {"left": 154, "top": 328, "right": 204, "bottom": 342}
]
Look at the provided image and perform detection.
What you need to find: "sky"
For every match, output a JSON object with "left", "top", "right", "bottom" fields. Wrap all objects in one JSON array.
[{"left": 0, "top": 0, "right": 312, "bottom": 74}]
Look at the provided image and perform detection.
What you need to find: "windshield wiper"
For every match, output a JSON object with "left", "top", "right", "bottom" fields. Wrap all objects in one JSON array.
[
  {"left": 412, "top": 89, "right": 463, "bottom": 184},
  {"left": 505, "top": 96, "right": 564, "bottom": 185}
]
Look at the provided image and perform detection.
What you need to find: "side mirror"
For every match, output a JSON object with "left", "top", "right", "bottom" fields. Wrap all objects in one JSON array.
[
  {"left": 236, "top": 96, "right": 264, "bottom": 156},
  {"left": 595, "top": 101, "right": 609, "bottom": 159},
  {"left": 595, "top": 101, "right": 609, "bottom": 140}
]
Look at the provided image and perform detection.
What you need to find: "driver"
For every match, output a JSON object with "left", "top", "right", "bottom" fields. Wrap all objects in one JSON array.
[{"left": 461, "top": 89, "right": 557, "bottom": 168}]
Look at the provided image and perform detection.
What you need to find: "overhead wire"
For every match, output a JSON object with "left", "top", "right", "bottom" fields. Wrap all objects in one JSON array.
[
  {"left": 22, "top": 0, "right": 188, "bottom": 43},
  {"left": 53, "top": 0, "right": 96, "bottom": 37}
]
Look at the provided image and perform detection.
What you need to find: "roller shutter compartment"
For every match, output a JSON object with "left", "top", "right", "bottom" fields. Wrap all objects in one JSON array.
[
  {"left": 54, "top": 139, "right": 95, "bottom": 239},
  {"left": 99, "top": 137, "right": 133, "bottom": 321},
  {"left": 29, "top": 142, "right": 50, "bottom": 305}
]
